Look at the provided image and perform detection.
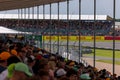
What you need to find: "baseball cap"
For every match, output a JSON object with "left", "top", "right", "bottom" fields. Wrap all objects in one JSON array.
[
  {"left": 7, "top": 63, "right": 16, "bottom": 78},
  {"left": 11, "top": 49, "right": 18, "bottom": 56},
  {"left": 0, "top": 52, "right": 11, "bottom": 60},
  {"left": 27, "top": 55, "right": 35, "bottom": 63},
  {"left": 69, "top": 61, "right": 75, "bottom": 66},
  {"left": 73, "top": 66, "right": 79, "bottom": 72},
  {"left": 14, "top": 62, "right": 32, "bottom": 77},
  {"left": 80, "top": 73, "right": 91, "bottom": 80},
  {"left": 56, "top": 68, "right": 67, "bottom": 77}
]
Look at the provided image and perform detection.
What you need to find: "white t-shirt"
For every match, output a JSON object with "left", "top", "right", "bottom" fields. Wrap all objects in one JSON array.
[{"left": 0, "top": 69, "right": 8, "bottom": 80}]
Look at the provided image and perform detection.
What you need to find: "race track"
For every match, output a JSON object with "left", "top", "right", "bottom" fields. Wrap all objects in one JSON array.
[{"left": 44, "top": 41, "right": 120, "bottom": 50}]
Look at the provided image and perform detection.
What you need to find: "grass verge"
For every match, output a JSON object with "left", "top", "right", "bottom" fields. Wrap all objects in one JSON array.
[
  {"left": 96, "top": 60, "right": 120, "bottom": 65},
  {"left": 83, "top": 49, "right": 120, "bottom": 58}
]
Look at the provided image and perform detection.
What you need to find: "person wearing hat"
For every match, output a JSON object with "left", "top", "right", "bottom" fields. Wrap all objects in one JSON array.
[
  {"left": 80, "top": 73, "right": 91, "bottom": 80},
  {"left": 0, "top": 52, "right": 11, "bottom": 72},
  {"left": 9, "top": 45, "right": 18, "bottom": 57},
  {"left": 68, "top": 61, "right": 75, "bottom": 69},
  {"left": 3, "top": 63, "right": 16, "bottom": 80},
  {"left": 0, "top": 51, "right": 11, "bottom": 80},
  {"left": 54, "top": 61, "right": 67, "bottom": 80},
  {"left": 10, "top": 49, "right": 18, "bottom": 57},
  {"left": 17, "top": 49, "right": 27, "bottom": 63},
  {"left": 0, "top": 55, "right": 21, "bottom": 80},
  {"left": 26, "top": 55, "right": 35, "bottom": 75},
  {"left": 56, "top": 68, "right": 67, "bottom": 79},
  {"left": 9, "top": 62, "right": 32, "bottom": 80}
]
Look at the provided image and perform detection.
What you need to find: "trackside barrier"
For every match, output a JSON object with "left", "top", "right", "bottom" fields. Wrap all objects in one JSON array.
[
  {"left": 44, "top": 41, "right": 89, "bottom": 66},
  {"left": 43, "top": 36, "right": 120, "bottom": 42}
]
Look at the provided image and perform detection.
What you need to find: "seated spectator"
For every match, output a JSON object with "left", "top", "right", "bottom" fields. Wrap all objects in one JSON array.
[
  {"left": 0, "top": 52, "right": 11, "bottom": 80},
  {"left": 17, "top": 49, "right": 27, "bottom": 63},
  {"left": 80, "top": 73, "right": 91, "bottom": 80},
  {"left": 55, "top": 68, "right": 67, "bottom": 79},
  {"left": 0, "top": 52, "right": 11, "bottom": 73},
  {"left": 5, "top": 63, "right": 16, "bottom": 80},
  {"left": 9, "top": 62, "right": 32, "bottom": 80},
  {"left": 26, "top": 55, "right": 35, "bottom": 75},
  {"left": 32, "top": 58, "right": 49, "bottom": 75},
  {"left": 66, "top": 69, "right": 78, "bottom": 80},
  {"left": 48, "top": 56, "right": 56, "bottom": 72},
  {"left": 68, "top": 61, "right": 75, "bottom": 69},
  {"left": 28, "top": 69, "right": 49, "bottom": 80},
  {"left": 55, "top": 61, "right": 67, "bottom": 79},
  {"left": 58, "top": 76, "right": 69, "bottom": 80},
  {"left": 39, "top": 69, "right": 50, "bottom": 80},
  {"left": 7, "top": 55, "right": 21, "bottom": 66},
  {"left": 10, "top": 49, "right": 18, "bottom": 57},
  {"left": 48, "top": 58, "right": 56, "bottom": 80}
]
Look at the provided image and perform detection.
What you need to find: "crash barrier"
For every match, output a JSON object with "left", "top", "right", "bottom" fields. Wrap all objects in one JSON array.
[{"left": 43, "top": 36, "right": 120, "bottom": 41}]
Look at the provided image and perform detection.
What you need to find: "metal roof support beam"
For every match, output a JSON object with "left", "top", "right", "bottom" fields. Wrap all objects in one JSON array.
[
  {"left": 93, "top": 0, "right": 96, "bottom": 67},
  {"left": 112, "top": 0, "right": 116, "bottom": 75},
  {"left": 78, "top": 0, "right": 81, "bottom": 63},
  {"left": 0, "top": 0, "right": 66, "bottom": 11},
  {"left": 57, "top": 2, "right": 60, "bottom": 54},
  {"left": 66, "top": 0, "right": 69, "bottom": 60},
  {"left": 42, "top": 5, "right": 45, "bottom": 50}
]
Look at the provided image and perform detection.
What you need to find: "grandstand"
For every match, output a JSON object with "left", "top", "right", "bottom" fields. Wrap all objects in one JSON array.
[
  {"left": 0, "top": 0, "right": 120, "bottom": 78},
  {"left": 0, "top": 14, "right": 114, "bottom": 36}
]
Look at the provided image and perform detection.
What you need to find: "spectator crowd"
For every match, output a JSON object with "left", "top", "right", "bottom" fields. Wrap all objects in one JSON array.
[
  {"left": 0, "top": 19, "right": 114, "bottom": 36},
  {"left": 0, "top": 37, "right": 120, "bottom": 80}
]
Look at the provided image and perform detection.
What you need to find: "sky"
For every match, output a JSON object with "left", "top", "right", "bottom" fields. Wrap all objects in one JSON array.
[{"left": 0, "top": 0, "right": 120, "bottom": 19}]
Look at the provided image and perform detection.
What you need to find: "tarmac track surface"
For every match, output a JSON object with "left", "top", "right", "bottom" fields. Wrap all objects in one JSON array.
[{"left": 45, "top": 41, "right": 120, "bottom": 50}]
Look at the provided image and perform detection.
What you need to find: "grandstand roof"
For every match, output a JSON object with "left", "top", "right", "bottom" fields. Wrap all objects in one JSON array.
[
  {"left": 0, "top": 26, "right": 31, "bottom": 34},
  {"left": 0, "top": 14, "right": 113, "bottom": 20},
  {"left": 0, "top": 0, "right": 66, "bottom": 11}
]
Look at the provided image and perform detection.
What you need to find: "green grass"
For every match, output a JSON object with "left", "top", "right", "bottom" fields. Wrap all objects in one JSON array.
[
  {"left": 96, "top": 60, "right": 120, "bottom": 65},
  {"left": 83, "top": 49, "right": 120, "bottom": 58},
  {"left": 83, "top": 49, "right": 120, "bottom": 65}
]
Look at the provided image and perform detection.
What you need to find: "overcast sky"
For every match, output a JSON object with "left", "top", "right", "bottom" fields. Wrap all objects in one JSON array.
[{"left": 0, "top": 0, "right": 120, "bottom": 19}]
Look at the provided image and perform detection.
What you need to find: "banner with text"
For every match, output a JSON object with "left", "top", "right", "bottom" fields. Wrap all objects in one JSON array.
[{"left": 43, "top": 36, "right": 106, "bottom": 41}]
